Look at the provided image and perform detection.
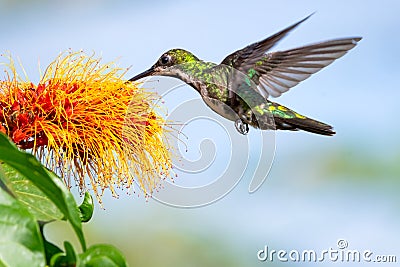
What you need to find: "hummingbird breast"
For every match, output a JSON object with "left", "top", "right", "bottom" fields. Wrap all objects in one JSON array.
[
  {"left": 171, "top": 61, "right": 255, "bottom": 123},
  {"left": 202, "top": 95, "right": 240, "bottom": 122}
]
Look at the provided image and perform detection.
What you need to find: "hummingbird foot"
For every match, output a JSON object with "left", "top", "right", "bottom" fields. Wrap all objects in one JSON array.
[{"left": 235, "top": 119, "right": 249, "bottom": 135}]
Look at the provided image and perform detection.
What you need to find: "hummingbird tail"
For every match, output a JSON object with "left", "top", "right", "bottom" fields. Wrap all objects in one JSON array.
[
  {"left": 274, "top": 116, "right": 335, "bottom": 136},
  {"left": 260, "top": 101, "right": 335, "bottom": 136}
]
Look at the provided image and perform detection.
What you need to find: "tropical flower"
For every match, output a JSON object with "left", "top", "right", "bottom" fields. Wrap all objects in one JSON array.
[{"left": 0, "top": 51, "right": 174, "bottom": 203}]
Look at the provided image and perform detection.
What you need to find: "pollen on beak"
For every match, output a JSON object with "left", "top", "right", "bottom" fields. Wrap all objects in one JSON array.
[{"left": 129, "top": 67, "right": 155, "bottom": 81}]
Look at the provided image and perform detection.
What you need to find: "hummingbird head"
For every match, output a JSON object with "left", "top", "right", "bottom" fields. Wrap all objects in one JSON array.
[{"left": 129, "top": 49, "right": 200, "bottom": 81}]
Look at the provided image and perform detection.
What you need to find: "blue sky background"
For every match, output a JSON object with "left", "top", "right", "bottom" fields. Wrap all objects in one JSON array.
[{"left": 1, "top": 1, "right": 399, "bottom": 266}]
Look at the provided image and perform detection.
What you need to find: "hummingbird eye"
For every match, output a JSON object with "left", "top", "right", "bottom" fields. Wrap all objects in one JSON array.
[{"left": 160, "top": 55, "right": 171, "bottom": 65}]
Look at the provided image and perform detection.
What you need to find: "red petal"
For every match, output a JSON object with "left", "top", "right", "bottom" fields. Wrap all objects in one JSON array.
[
  {"left": 12, "top": 129, "right": 26, "bottom": 143},
  {"left": 11, "top": 101, "right": 20, "bottom": 111},
  {"left": 0, "top": 124, "right": 6, "bottom": 134}
]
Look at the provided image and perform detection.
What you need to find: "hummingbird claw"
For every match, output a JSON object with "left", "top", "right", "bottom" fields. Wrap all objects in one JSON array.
[{"left": 235, "top": 119, "right": 249, "bottom": 135}]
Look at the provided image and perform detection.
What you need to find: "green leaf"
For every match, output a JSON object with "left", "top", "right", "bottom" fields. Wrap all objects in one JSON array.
[
  {"left": 64, "top": 241, "right": 78, "bottom": 263},
  {"left": 0, "top": 133, "right": 86, "bottom": 250},
  {"left": 0, "top": 188, "right": 46, "bottom": 267},
  {"left": 79, "top": 192, "right": 94, "bottom": 223},
  {"left": 0, "top": 163, "right": 64, "bottom": 222},
  {"left": 43, "top": 239, "right": 63, "bottom": 266},
  {"left": 50, "top": 241, "right": 78, "bottom": 267},
  {"left": 79, "top": 244, "right": 128, "bottom": 267}
]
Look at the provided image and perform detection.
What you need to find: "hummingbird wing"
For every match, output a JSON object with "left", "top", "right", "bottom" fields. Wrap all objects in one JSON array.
[
  {"left": 220, "top": 15, "right": 361, "bottom": 98},
  {"left": 249, "top": 37, "right": 361, "bottom": 98},
  {"left": 221, "top": 14, "right": 312, "bottom": 71}
]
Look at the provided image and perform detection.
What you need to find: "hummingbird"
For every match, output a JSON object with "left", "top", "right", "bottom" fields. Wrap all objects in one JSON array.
[{"left": 130, "top": 15, "right": 361, "bottom": 136}]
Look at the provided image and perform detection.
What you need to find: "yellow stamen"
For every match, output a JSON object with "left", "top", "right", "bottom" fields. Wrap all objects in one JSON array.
[{"left": 0, "top": 51, "right": 174, "bottom": 203}]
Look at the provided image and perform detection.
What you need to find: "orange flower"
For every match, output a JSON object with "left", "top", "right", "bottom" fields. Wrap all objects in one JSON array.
[{"left": 0, "top": 51, "right": 174, "bottom": 203}]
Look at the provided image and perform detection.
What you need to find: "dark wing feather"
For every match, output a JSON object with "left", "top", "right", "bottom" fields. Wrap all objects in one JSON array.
[
  {"left": 220, "top": 14, "right": 313, "bottom": 70},
  {"left": 255, "top": 37, "right": 361, "bottom": 98}
]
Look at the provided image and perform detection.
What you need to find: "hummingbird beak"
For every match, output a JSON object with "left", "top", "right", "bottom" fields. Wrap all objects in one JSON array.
[{"left": 129, "top": 67, "right": 155, "bottom": 81}]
